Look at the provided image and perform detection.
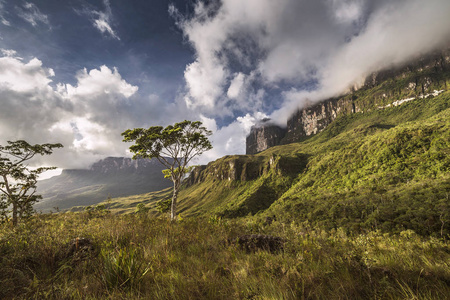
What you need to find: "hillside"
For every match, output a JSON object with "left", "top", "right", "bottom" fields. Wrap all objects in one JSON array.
[
  {"left": 96, "top": 63, "right": 450, "bottom": 237},
  {"left": 35, "top": 157, "right": 172, "bottom": 212}
]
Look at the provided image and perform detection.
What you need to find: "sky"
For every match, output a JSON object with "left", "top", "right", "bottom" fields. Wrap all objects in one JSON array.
[{"left": 1, "top": 0, "right": 450, "bottom": 176}]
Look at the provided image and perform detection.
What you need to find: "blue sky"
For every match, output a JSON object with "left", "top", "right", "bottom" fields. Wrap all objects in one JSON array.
[{"left": 1, "top": 0, "right": 450, "bottom": 172}]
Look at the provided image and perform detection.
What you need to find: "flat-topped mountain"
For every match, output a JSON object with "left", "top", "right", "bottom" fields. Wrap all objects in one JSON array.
[
  {"left": 35, "top": 157, "right": 172, "bottom": 212},
  {"left": 247, "top": 48, "right": 450, "bottom": 154}
]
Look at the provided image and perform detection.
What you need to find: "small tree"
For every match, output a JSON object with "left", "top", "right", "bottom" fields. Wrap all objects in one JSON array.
[
  {"left": 122, "top": 120, "right": 212, "bottom": 221},
  {"left": 0, "top": 140, "right": 63, "bottom": 225}
]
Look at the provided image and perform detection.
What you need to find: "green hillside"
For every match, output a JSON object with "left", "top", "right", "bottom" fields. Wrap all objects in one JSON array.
[
  {"left": 95, "top": 87, "right": 450, "bottom": 237},
  {"left": 4, "top": 58, "right": 450, "bottom": 300}
]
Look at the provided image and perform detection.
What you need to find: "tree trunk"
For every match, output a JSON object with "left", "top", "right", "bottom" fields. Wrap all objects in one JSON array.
[
  {"left": 171, "top": 179, "right": 181, "bottom": 221},
  {"left": 12, "top": 201, "right": 18, "bottom": 226}
]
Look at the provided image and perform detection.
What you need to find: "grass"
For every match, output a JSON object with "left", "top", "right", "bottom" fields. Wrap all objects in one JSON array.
[
  {"left": 84, "top": 91, "right": 450, "bottom": 239},
  {"left": 9, "top": 61, "right": 449, "bottom": 298},
  {"left": 1, "top": 212, "right": 449, "bottom": 299}
]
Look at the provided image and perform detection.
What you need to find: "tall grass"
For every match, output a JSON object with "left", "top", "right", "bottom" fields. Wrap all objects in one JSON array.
[{"left": 1, "top": 212, "right": 449, "bottom": 299}]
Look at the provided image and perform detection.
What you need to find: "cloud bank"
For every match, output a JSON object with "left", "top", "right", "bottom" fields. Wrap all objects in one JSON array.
[
  {"left": 2, "top": 0, "right": 450, "bottom": 172},
  {"left": 0, "top": 53, "right": 140, "bottom": 169},
  {"left": 174, "top": 0, "right": 450, "bottom": 126}
]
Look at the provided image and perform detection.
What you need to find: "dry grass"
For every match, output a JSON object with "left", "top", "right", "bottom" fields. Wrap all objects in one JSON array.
[{"left": 1, "top": 212, "right": 449, "bottom": 299}]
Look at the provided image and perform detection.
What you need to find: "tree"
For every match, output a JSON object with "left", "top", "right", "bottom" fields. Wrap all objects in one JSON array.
[
  {"left": 122, "top": 120, "right": 212, "bottom": 221},
  {"left": 0, "top": 140, "right": 63, "bottom": 226}
]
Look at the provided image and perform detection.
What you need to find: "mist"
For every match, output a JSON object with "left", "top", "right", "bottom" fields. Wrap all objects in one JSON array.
[{"left": 176, "top": 0, "right": 450, "bottom": 126}]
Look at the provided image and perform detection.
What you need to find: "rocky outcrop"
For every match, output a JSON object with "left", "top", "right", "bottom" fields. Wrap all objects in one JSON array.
[
  {"left": 185, "top": 153, "right": 308, "bottom": 189},
  {"left": 246, "top": 97, "right": 357, "bottom": 154},
  {"left": 246, "top": 122, "right": 287, "bottom": 155},
  {"left": 282, "top": 97, "right": 357, "bottom": 144},
  {"left": 246, "top": 48, "right": 450, "bottom": 154},
  {"left": 185, "top": 156, "right": 268, "bottom": 186}
]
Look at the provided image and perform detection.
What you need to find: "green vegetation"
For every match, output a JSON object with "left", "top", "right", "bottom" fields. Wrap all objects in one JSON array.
[
  {"left": 1, "top": 212, "right": 449, "bottom": 299},
  {"left": 93, "top": 91, "right": 450, "bottom": 238},
  {"left": 264, "top": 92, "right": 450, "bottom": 237},
  {"left": 3, "top": 63, "right": 450, "bottom": 298},
  {"left": 0, "top": 140, "right": 63, "bottom": 225}
]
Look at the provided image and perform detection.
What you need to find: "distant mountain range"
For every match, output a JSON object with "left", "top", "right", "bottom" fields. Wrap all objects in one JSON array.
[{"left": 35, "top": 157, "right": 172, "bottom": 212}]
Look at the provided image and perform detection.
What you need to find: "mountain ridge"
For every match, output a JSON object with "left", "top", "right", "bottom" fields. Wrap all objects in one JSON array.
[
  {"left": 247, "top": 47, "right": 450, "bottom": 154},
  {"left": 35, "top": 157, "right": 173, "bottom": 212}
]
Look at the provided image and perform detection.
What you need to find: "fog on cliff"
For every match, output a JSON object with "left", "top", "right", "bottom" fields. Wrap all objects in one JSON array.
[
  {"left": 176, "top": 0, "right": 450, "bottom": 127},
  {"left": 1, "top": 0, "right": 450, "bottom": 171}
]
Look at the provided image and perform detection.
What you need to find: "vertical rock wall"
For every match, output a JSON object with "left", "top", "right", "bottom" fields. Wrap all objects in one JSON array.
[
  {"left": 246, "top": 124, "right": 287, "bottom": 155},
  {"left": 282, "top": 97, "right": 356, "bottom": 144}
]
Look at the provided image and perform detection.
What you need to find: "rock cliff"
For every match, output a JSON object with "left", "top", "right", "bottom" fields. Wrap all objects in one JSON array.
[
  {"left": 246, "top": 121, "right": 287, "bottom": 155},
  {"left": 246, "top": 48, "right": 450, "bottom": 154}
]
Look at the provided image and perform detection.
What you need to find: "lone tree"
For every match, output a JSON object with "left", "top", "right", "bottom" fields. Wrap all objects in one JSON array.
[
  {"left": 122, "top": 120, "right": 212, "bottom": 221},
  {"left": 0, "top": 140, "right": 63, "bottom": 226}
]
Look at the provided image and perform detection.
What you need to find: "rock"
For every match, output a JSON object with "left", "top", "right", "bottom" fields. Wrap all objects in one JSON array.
[
  {"left": 246, "top": 122, "right": 287, "bottom": 155},
  {"left": 65, "top": 237, "right": 96, "bottom": 262},
  {"left": 229, "top": 234, "right": 285, "bottom": 253}
]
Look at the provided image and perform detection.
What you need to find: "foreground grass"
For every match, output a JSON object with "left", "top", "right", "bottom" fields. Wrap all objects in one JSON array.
[{"left": 1, "top": 212, "right": 449, "bottom": 299}]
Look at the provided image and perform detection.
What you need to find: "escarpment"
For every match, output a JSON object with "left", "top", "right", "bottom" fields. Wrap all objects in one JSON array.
[
  {"left": 246, "top": 48, "right": 450, "bottom": 155},
  {"left": 185, "top": 154, "right": 308, "bottom": 188}
]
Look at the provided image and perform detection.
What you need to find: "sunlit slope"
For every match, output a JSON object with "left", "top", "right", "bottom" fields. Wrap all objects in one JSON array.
[
  {"left": 98, "top": 91, "right": 450, "bottom": 236},
  {"left": 266, "top": 95, "right": 450, "bottom": 235}
]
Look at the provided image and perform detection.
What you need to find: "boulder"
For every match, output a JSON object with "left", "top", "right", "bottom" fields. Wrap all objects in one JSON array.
[{"left": 229, "top": 234, "right": 285, "bottom": 253}]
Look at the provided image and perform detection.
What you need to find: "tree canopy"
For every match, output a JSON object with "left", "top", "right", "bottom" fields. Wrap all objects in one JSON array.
[
  {"left": 0, "top": 140, "right": 63, "bottom": 225},
  {"left": 122, "top": 120, "right": 212, "bottom": 220}
]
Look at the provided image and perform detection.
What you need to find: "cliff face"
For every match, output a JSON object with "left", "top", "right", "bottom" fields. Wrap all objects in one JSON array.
[
  {"left": 90, "top": 157, "right": 168, "bottom": 174},
  {"left": 282, "top": 97, "right": 357, "bottom": 144},
  {"left": 246, "top": 123, "right": 287, "bottom": 155},
  {"left": 185, "top": 153, "right": 307, "bottom": 188},
  {"left": 246, "top": 48, "right": 450, "bottom": 154},
  {"left": 186, "top": 156, "right": 267, "bottom": 187}
]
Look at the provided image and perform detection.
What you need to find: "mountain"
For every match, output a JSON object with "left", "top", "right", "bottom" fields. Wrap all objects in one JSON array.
[
  {"left": 247, "top": 48, "right": 450, "bottom": 154},
  {"left": 35, "top": 157, "right": 172, "bottom": 212},
  {"left": 94, "top": 48, "right": 450, "bottom": 237}
]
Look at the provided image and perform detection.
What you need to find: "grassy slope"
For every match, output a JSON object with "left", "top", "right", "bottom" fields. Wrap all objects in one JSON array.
[
  {"left": 3, "top": 61, "right": 450, "bottom": 300},
  {"left": 98, "top": 91, "right": 450, "bottom": 234},
  {"left": 266, "top": 95, "right": 450, "bottom": 236},
  {"left": 94, "top": 77, "right": 450, "bottom": 237}
]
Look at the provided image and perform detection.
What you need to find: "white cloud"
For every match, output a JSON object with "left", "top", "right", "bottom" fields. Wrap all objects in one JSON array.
[
  {"left": 94, "top": 18, "right": 119, "bottom": 40},
  {"left": 174, "top": 0, "right": 450, "bottom": 126},
  {"left": 1, "top": 48, "right": 18, "bottom": 57},
  {"left": 0, "top": 56, "right": 54, "bottom": 92},
  {"left": 86, "top": 0, "right": 120, "bottom": 40},
  {"left": 65, "top": 66, "right": 137, "bottom": 98},
  {"left": 197, "top": 112, "right": 268, "bottom": 164},
  {"left": 184, "top": 60, "right": 227, "bottom": 110},
  {"left": 227, "top": 72, "right": 246, "bottom": 99},
  {"left": 0, "top": 53, "right": 142, "bottom": 169},
  {"left": 330, "top": 0, "right": 365, "bottom": 24},
  {"left": 16, "top": 1, "right": 50, "bottom": 27}
]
